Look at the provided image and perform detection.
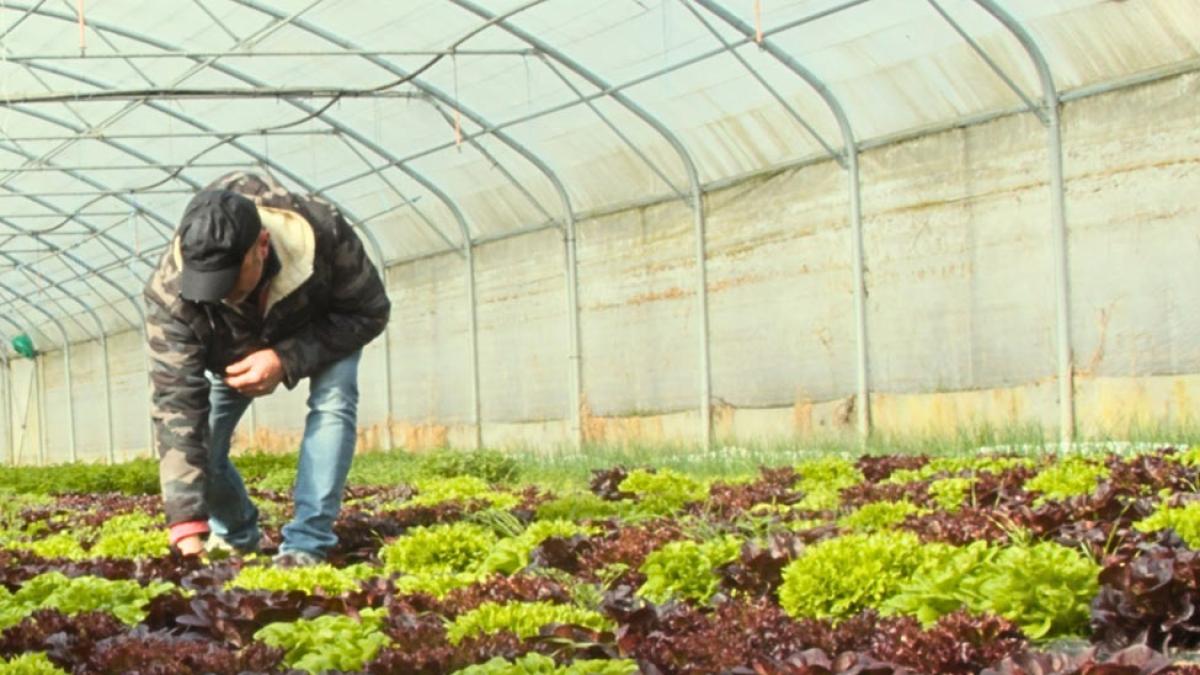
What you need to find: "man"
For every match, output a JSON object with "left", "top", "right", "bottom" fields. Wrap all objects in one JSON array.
[{"left": 144, "top": 171, "right": 391, "bottom": 565}]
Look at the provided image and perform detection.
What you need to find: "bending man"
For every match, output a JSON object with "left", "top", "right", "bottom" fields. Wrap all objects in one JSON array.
[{"left": 144, "top": 171, "right": 391, "bottom": 565}]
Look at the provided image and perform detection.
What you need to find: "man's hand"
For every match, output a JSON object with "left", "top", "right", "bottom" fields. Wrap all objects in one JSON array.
[
  {"left": 225, "top": 348, "right": 284, "bottom": 397},
  {"left": 176, "top": 534, "right": 204, "bottom": 556}
]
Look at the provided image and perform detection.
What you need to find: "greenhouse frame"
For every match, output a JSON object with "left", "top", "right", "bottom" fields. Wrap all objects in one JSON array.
[{"left": 0, "top": 0, "right": 1197, "bottom": 464}]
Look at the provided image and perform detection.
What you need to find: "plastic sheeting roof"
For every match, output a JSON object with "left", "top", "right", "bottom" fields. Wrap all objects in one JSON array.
[{"left": 0, "top": 0, "right": 1197, "bottom": 343}]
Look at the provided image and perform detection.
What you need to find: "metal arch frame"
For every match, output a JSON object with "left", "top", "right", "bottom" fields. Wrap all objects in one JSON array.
[
  {"left": 533, "top": 56, "right": 689, "bottom": 202},
  {"left": 1, "top": 9, "right": 416, "bottom": 451},
  {"left": 421, "top": 99, "right": 556, "bottom": 227},
  {"left": 0, "top": 197, "right": 145, "bottom": 335},
  {"left": 956, "top": 1, "right": 1072, "bottom": 445},
  {"left": 0, "top": 0, "right": 1081, "bottom": 453},
  {"left": 0, "top": 236, "right": 98, "bottom": 339},
  {"left": 5, "top": 0, "right": 872, "bottom": 450},
  {"left": 692, "top": 0, "right": 871, "bottom": 440},
  {"left": 330, "top": 132, "right": 482, "bottom": 448},
  {"left": 1, "top": 3, "right": 515, "bottom": 271},
  {"left": 0, "top": 0, "right": 318, "bottom": 190},
  {"left": 0, "top": 24, "right": 364, "bottom": 330},
  {"left": 0, "top": 290, "right": 75, "bottom": 464},
  {"left": 3, "top": 0, "right": 540, "bottom": 452},
  {"left": 2, "top": 48, "right": 540, "bottom": 61},
  {"left": 12, "top": 3, "right": 552, "bottom": 451},
  {"left": 449, "top": 0, "right": 718, "bottom": 449},
  {"left": 0, "top": 199, "right": 403, "bottom": 296},
  {"left": 0, "top": 188, "right": 193, "bottom": 198},
  {"left": 2, "top": 63, "right": 323, "bottom": 331},
  {"left": 0, "top": 103, "right": 194, "bottom": 240},
  {"left": 316, "top": 102, "right": 557, "bottom": 239},
  {"left": 675, "top": 1, "right": 844, "bottom": 168},
  {"left": 0, "top": 199, "right": 153, "bottom": 321},
  {"left": 0, "top": 200, "right": 404, "bottom": 316},
  {"left": 0, "top": 343, "right": 11, "bottom": 465},
  {"left": 0, "top": 181, "right": 149, "bottom": 334},
  {"left": 0, "top": 246, "right": 116, "bottom": 462},
  {"left": 335, "top": 0, "right": 876, "bottom": 181},
  {"left": 0, "top": 326, "right": 19, "bottom": 465},
  {"left": 230, "top": 0, "right": 586, "bottom": 449},
  {"left": 330, "top": 135, "right": 464, "bottom": 257},
  {"left": 0, "top": 113, "right": 179, "bottom": 331},
  {"left": 0, "top": 315, "right": 45, "bottom": 466}
]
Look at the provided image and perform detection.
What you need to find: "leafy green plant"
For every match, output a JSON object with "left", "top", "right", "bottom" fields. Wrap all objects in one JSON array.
[
  {"left": 1170, "top": 446, "right": 1200, "bottom": 468},
  {"left": 478, "top": 519, "right": 593, "bottom": 576},
  {"left": 379, "top": 518, "right": 580, "bottom": 598},
  {"left": 1025, "top": 457, "right": 1109, "bottom": 505},
  {"left": 881, "top": 541, "right": 996, "bottom": 625},
  {"left": 928, "top": 477, "right": 974, "bottom": 512},
  {"left": 837, "top": 500, "right": 926, "bottom": 532},
  {"left": 617, "top": 469, "right": 707, "bottom": 516},
  {"left": 0, "top": 451, "right": 300, "bottom": 496},
  {"left": 468, "top": 508, "right": 527, "bottom": 539},
  {"left": 414, "top": 448, "right": 520, "bottom": 483},
  {"left": 968, "top": 541, "right": 1098, "bottom": 639},
  {"left": 229, "top": 563, "right": 376, "bottom": 595},
  {"left": 793, "top": 457, "right": 863, "bottom": 511},
  {"left": 255, "top": 608, "right": 389, "bottom": 674},
  {"left": 638, "top": 535, "right": 741, "bottom": 604},
  {"left": 5, "top": 532, "right": 87, "bottom": 560},
  {"left": 0, "top": 489, "right": 52, "bottom": 526},
  {"left": 395, "top": 571, "right": 483, "bottom": 598},
  {"left": 1135, "top": 501, "right": 1200, "bottom": 548},
  {"left": 0, "top": 652, "right": 66, "bottom": 675},
  {"left": 254, "top": 468, "right": 296, "bottom": 492},
  {"left": 89, "top": 528, "right": 168, "bottom": 559},
  {"left": 228, "top": 451, "right": 302, "bottom": 482},
  {"left": 597, "top": 563, "right": 631, "bottom": 590},
  {"left": 784, "top": 517, "right": 831, "bottom": 533},
  {"left": 777, "top": 532, "right": 932, "bottom": 621},
  {"left": 0, "top": 460, "right": 160, "bottom": 495},
  {"left": 455, "top": 653, "right": 638, "bottom": 674},
  {"left": 0, "top": 572, "right": 173, "bottom": 629},
  {"left": 535, "top": 491, "right": 624, "bottom": 521},
  {"left": 884, "top": 539, "right": 1100, "bottom": 639},
  {"left": 885, "top": 456, "right": 1030, "bottom": 485},
  {"left": 89, "top": 512, "right": 168, "bottom": 559},
  {"left": 445, "top": 601, "right": 612, "bottom": 645},
  {"left": 3, "top": 512, "right": 167, "bottom": 560},
  {"left": 380, "top": 521, "right": 498, "bottom": 575},
  {"left": 409, "top": 475, "right": 520, "bottom": 510}
]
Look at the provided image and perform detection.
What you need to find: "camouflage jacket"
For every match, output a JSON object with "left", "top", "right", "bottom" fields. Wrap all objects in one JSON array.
[{"left": 144, "top": 172, "right": 391, "bottom": 527}]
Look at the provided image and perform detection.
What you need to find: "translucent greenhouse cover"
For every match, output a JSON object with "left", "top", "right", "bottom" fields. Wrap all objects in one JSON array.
[{"left": 0, "top": 0, "right": 1196, "bottom": 343}]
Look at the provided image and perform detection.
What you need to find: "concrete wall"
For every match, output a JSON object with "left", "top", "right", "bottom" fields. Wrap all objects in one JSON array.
[{"left": 2, "top": 69, "right": 1198, "bottom": 462}]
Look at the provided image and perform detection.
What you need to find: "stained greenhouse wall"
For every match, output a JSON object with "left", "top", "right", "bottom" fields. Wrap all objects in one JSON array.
[{"left": 2, "top": 68, "right": 1197, "bottom": 463}]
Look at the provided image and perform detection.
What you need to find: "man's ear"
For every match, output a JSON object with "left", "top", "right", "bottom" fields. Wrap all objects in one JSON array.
[{"left": 258, "top": 228, "right": 270, "bottom": 255}]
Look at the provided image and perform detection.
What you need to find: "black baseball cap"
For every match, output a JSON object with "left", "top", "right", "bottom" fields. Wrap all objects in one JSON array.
[{"left": 178, "top": 190, "right": 262, "bottom": 302}]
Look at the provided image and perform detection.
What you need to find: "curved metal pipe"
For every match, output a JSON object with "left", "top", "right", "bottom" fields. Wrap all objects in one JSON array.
[
  {"left": 0, "top": 345, "right": 11, "bottom": 465},
  {"left": 0, "top": 321, "right": 26, "bottom": 464},
  {"left": 0, "top": 21, "right": 424, "bottom": 450},
  {"left": 0, "top": 319, "right": 35, "bottom": 464},
  {"left": 692, "top": 0, "right": 871, "bottom": 440},
  {"left": 450, "top": 0, "right": 715, "bottom": 448},
  {"left": 234, "top": 0, "right": 583, "bottom": 448},
  {"left": 0, "top": 180, "right": 149, "bottom": 332},
  {"left": 972, "top": 0, "right": 1073, "bottom": 444},
  {"left": 10, "top": 1, "right": 572, "bottom": 453},
  {"left": 0, "top": 295, "right": 75, "bottom": 463},
  {"left": 0, "top": 249, "right": 116, "bottom": 462}
]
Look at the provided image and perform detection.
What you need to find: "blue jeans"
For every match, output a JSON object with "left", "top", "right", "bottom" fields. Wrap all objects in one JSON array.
[{"left": 205, "top": 349, "right": 362, "bottom": 558}]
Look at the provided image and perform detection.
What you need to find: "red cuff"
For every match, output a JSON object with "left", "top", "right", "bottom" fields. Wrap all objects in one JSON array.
[{"left": 169, "top": 521, "right": 210, "bottom": 546}]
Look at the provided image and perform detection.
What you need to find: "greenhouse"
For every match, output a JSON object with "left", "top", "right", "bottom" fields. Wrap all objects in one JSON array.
[{"left": 0, "top": 0, "right": 1198, "bottom": 672}]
